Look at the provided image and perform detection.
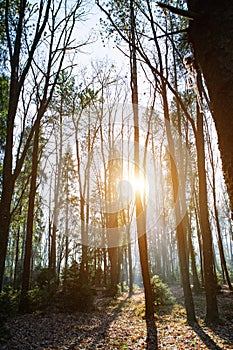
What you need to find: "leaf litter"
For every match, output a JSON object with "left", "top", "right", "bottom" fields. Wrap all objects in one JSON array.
[{"left": 0, "top": 286, "right": 233, "bottom": 349}]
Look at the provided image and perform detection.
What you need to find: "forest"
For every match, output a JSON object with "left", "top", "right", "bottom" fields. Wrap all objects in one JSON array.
[{"left": 0, "top": 0, "right": 233, "bottom": 349}]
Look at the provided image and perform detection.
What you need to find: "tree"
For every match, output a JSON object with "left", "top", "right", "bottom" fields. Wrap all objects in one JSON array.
[
  {"left": 19, "top": 118, "right": 40, "bottom": 312},
  {"left": 49, "top": 71, "right": 76, "bottom": 276},
  {"left": 187, "top": 0, "right": 233, "bottom": 218},
  {"left": 0, "top": 0, "right": 52, "bottom": 290},
  {"left": 0, "top": 0, "right": 86, "bottom": 291},
  {"left": 59, "top": 147, "right": 79, "bottom": 279},
  {"left": 160, "top": 1, "right": 233, "bottom": 221}
]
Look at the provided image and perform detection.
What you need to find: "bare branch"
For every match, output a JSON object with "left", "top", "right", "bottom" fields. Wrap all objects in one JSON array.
[{"left": 156, "top": 2, "right": 201, "bottom": 20}]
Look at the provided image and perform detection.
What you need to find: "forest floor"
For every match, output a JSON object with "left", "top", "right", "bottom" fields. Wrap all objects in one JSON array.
[{"left": 0, "top": 285, "right": 233, "bottom": 350}]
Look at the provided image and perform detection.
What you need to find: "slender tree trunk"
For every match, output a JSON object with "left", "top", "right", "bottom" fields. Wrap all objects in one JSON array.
[
  {"left": 196, "top": 99, "right": 219, "bottom": 322},
  {"left": 0, "top": 0, "right": 23, "bottom": 290},
  {"left": 161, "top": 82, "right": 196, "bottom": 323},
  {"left": 0, "top": 94, "right": 18, "bottom": 290},
  {"left": 64, "top": 168, "right": 69, "bottom": 282},
  {"left": 127, "top": 226, "right": 133, "bottom": 296},
  {"left": 206, "top": 122, "right": 233, "bottom": 290},
  {"left": 13, "top": 227, "right": 20, "bottom": 290},
  {"left": 193, "top": 194, "right": 204, "bottom": 286},
  {"left": 19, "top": 119, "right": 40, "bottom": 312},
  {"left": 214, "top": 198, "right": 232, "bottom": 290},
  {"left": 50, "top": 114, "right": 63, "bottom": 275},
  {"left": 187, "top": 215, "right": 201, "bottom": 293},
  {"left": 130, "top": 0, "right": 154, "bottom": 321}
]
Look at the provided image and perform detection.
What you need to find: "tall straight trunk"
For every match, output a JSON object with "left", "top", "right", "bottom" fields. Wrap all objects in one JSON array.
[
  {"left": 196, "top": 100, "right": 219, "bottom": 322},
  {"left": 64, "top": 167, "right": 69, "bottom": 280},
  {"left": 13, "top": 227, "right": 20, "bottom": 290},
  {"left": 50, "top": 114, "right": 63, "bottom": 275},
  {"left": 187, "top": 214, "right": 201, "bottom": 293},
  {"left": 127, "top": 238, "right": 133, "bottom": 295},
  {"left": 0, "top": 0, "right": 24, "bottom": 290},
  {"left": 193, "top": 194, "right": 204, "bottom": 286},
  {"left": 80, "top": 115, "right": 92, "bottom": 281},
  {"left": 206, "top": 122, "right": 233, "bottom": 290},
  {"left": 162, "top": 85, "right": 196, "bottom": 323},
  {"left": 0, "top": 76, "right": 19, "bottom": 290},
  {"left": 213, "top": 194, "right": 232, "bottom": 290},
  {"left": 19, "top": 119, "right": 40, "bottom": 312},
  {"left": 79, "top": 195, "right": 87, "bottom": 280},
  {"left": 144, "top": 0, "right": 196, "bottom": 322},
  {"left": 75, "top": 125, "right": 87, "bottom": 282},
  {"left": 106, "top": 213, "right": 120, "bottom": 295},
  {"left": 130, "top": 0, "right": 155, "bottom": 322},
  {"left": 103, "top": 247, "right": 107, "bottom": 286}
]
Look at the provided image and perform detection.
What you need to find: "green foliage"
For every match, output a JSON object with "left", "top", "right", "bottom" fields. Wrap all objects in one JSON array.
[
  {"left": 27, "top": 287, "right": 49, "bottom": 312},
  {"left": 0, "top": 75, "right": 8, "bottom": 188},
  {"left": 151, "top": 275, "right": 175, "bottom": 306},
  {"left": 0, "top": 76, "right": 8, "bottom": 146},
  {"left": 59, "top": 262, "right": 94, "bottom": 312},
  {"left": 77, "top": 87, "right": 98, "bottom": 110},
  {"left": 36, "top": 267, "right": 58, "bottom": 293},
  {"left": 0, "top": 286, "right": 19, "bottom": 315},
  {"left": 0, "top": 287, "right": 18, "bottom": 335}
]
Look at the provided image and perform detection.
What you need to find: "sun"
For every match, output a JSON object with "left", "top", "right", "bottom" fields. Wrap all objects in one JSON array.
[
  {"left": 130, "top": 174, "right": 147, "bottom": 196},
  {"left": 117, "top": 173, "right": 147, "bottom": 205}
]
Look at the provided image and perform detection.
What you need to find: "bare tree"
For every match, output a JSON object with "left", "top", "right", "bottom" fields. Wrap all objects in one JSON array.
[{"left": 0, "top": 0, "right": 86, "bottom": 290}]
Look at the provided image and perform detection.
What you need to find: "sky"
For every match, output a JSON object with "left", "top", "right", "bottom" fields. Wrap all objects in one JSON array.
[{"left": 73, "top": 2, "right": 126, "bottom": 70}]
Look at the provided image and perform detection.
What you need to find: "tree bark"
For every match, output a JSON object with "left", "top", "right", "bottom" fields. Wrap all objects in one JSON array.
[{"left": 187, "top": 1, "right": 233, "bottom": 218}]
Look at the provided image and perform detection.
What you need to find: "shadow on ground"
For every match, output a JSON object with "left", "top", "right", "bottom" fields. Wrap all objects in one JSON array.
[{"left": 169, "top": 284, "right": 233, "bottom": 350}]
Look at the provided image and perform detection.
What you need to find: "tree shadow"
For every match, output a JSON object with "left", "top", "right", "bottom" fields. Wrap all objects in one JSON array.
[
  {"left": 170, "top": 285, "right": 233, "bottom": 349},
  {"left": 85, "top": 295, "right": 130, "bottom": 349},
  {"left": 1, "top": 295, "right": 130, "bottom": 350},
  {"left": 146, "top": 317, "right": 158, "bottom": 350},
  {"left": 205, "top": 321, "right": 233, "bottom": 349},
  {"left": 191, "top": 323, "right": 223, "bottom": 350}
]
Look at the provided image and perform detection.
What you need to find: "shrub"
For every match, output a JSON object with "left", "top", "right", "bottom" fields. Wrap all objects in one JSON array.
[
  {"left": 36, "top": 268, "right": 58, "bottom": 295},
  {"left": 62, "top": 283, "right": 93, "bottom": 312},
  {"left": 27, "top": 287, "right": 49, "bottom": 312},
  {"left": 60, "top": 262, "right": 94, "bottom": 312},
  {"left": 0, "top": 287, "right": 19, "bottom": 337},
  {"left": 151, "top": 275, "right": 175, "bottom": 306},
  {"left": 0, "top": 286, "right": 19, "bottom": 315}
]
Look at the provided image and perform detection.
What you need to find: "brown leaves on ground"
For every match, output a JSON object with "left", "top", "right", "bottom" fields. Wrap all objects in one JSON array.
[{"left": 1, "top": 286, "right": 233, "bottom": 349}]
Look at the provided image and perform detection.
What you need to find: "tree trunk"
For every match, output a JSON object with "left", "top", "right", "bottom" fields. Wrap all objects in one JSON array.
[
  {"left": 206, "top": 119, "right": 233, "bottom": 290},
  {"left": 127, "top": 223, "right": 133, "bottom": 295},
  {"left": 19, "top": 119, "right": 40, "bottom": 313},
  {"left": 187, "top": 215, "right": 201, "bottom": 293},
  {"left": 130, "top": 0, "right": 155, "bottom": 321},
  {"left": 214, "top": 197, "right": 232, "bottom": 290},
  {"left": 188, "top": 1, "right": 233, "bottom": 217},
  {"left": 162, "top": 83, "right": 197, "bottom": 323},
  {"left": 196, "top": 101, "right": 219, "bottom": 322},
  {"left": 106, "top": 213, "right": 120, "bottom": 295},
  {"left": 0, "top": 0, "right": 51, "bottom": 291},
  {"left": 0, "top": 74, "right": 19, "bottom": 290},
  {"left": 13, "top": 227, "right": 20, "bottom": 290}
]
